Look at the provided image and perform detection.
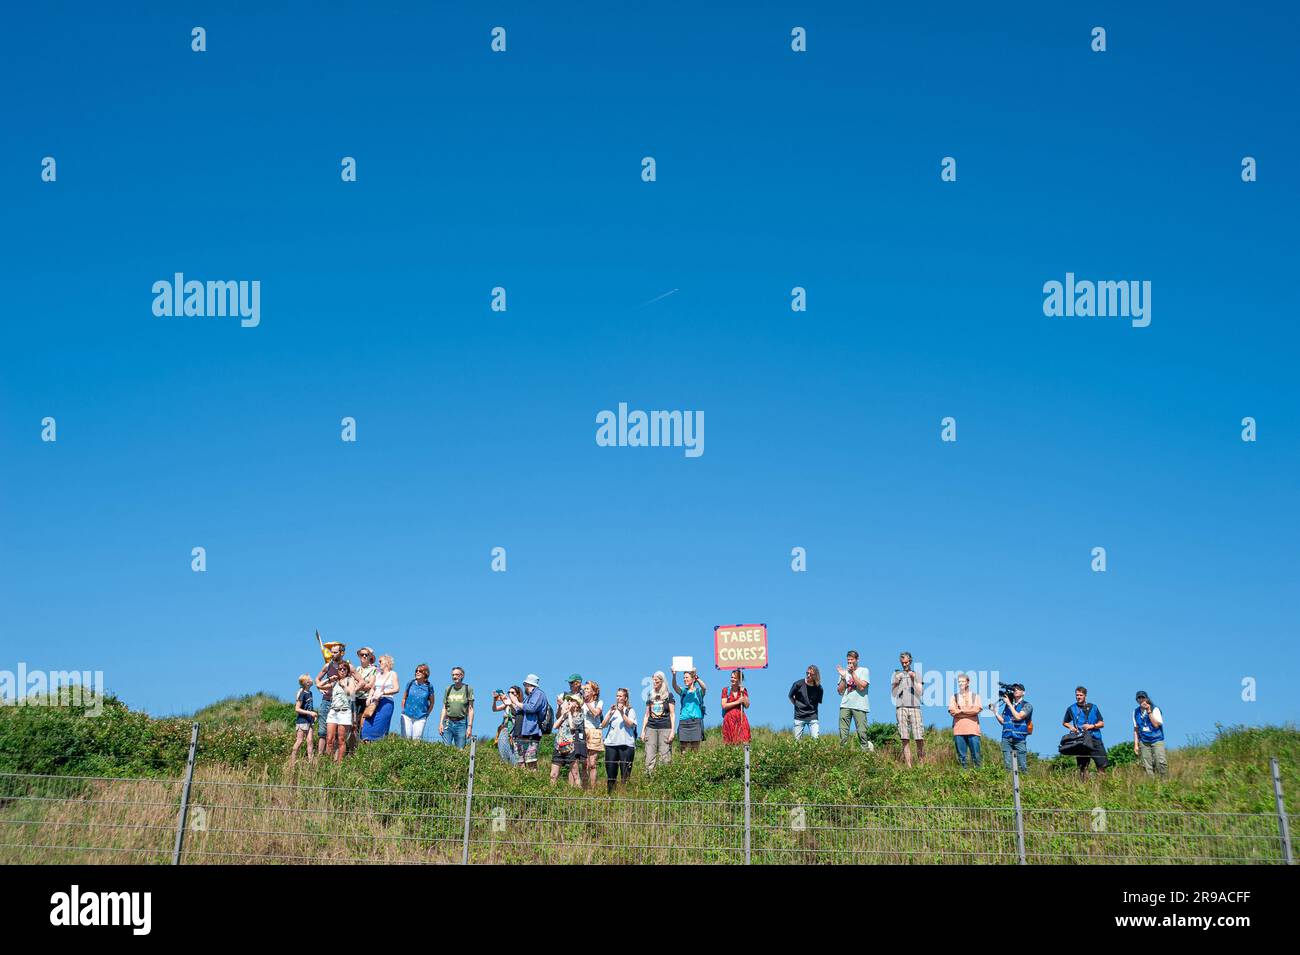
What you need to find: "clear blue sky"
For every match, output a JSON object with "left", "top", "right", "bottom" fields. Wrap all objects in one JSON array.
[{"left": 2, "top": 2, "right": 1296, "bottom": 754}]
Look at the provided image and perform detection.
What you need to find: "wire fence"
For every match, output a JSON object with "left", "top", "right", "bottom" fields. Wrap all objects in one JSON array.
[{"left": 0, "top": 731, "right": 1293, "bottom": 865}]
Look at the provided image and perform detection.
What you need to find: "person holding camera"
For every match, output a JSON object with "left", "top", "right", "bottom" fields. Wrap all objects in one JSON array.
[
  {"left": 492, "top": 686, "right": 523, "bottom": 765},
  {"left": 601, "top": 687, "right": 639, "bottom": 792},
  {"left": 1063, "top": 686, "right": 1107, "bottom": 779},
  {"left": 1132, "top": 690, "right": 1166, "bottom": 777},
  {"left": 892, "top": 651, "right": 925, "bottom": 767},
  {"left": 550, "top": 691, "right": 584, "bottom": 788},
  {"left": 946, "top": 673, "right": 982, "bottom": 768},
  {"left": 511, "top": 675, "right": 547, "bottom": 771},
  {"left": 989, "top": 682, "right": 1032, "bottom": 773},
  {"left": 836, "top": 650, "right": 871, "bottom": 751}
]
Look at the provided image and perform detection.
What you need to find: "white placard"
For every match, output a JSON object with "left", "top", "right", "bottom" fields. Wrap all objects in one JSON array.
[{"left": 672, "top": 655, "right": 695, "bottom": 673}]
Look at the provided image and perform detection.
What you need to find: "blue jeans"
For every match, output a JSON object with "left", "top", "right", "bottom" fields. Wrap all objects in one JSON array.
[
  {"left": 441, "top": 719, "right": 468, "bottom": 748},
  {"left": 954, "top": 734, "right": 982, "bottom": 767},
  {"left": 1001, "top": 737, "right": 1027, "bottom": 772},
  {"left": 793, "top": 719, "right": 819, "bottom": 740}
]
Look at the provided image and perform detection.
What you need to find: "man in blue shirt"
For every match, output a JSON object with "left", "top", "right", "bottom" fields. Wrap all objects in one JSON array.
[
  {"left": 1063, "top": 686, "right": 1107, "bottom": 779},
  {"left": 991, "top": 683, "right": 1032, "bottom": 773}
]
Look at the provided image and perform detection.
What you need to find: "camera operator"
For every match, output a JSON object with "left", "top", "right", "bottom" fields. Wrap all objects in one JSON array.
[{"left": 989, "top": 682, "right": 1032, "bottom": 773}]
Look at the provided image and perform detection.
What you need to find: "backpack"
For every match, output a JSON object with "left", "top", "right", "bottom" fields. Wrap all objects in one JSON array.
[{"left": 538, "top": 698, "right": 555, "bottom": 735}]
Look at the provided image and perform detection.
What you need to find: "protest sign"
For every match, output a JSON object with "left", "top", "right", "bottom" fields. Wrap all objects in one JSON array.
[{"left": 714, "top": 624, "right": 768, "bottom": 669}]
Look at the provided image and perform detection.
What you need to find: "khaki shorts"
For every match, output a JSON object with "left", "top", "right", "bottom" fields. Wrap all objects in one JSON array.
[{"left": 896, "top": 707, "right": 923, "bottom": 739}]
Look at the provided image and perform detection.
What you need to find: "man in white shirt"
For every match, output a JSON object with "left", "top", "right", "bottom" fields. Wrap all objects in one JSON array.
[{"left": 836, "top": 650, "right": 873, "bottom": 751}]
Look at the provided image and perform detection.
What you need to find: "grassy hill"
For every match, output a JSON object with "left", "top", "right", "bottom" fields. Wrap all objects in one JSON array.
[
  {"left": 1, "top": 693, "right": 1295, "bottom": 814},
  {"left": 1, "top": 694, "right": 1295, "bottom": 864}
]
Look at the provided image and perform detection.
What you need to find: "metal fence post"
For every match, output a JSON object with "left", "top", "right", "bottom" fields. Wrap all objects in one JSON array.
[
  {"left": 743, "top": 743, "right": 751, "bottom": 865},
  {"left": 1011, "top": 753, "right": 1027, "bottom": 865},
  {"left": 1271, "top": 757, "right": 1293, "bottom": 865},
  {"left": 171, "top": 721, "right": 200, "bottom": 865},
  {"left": 461, "top": 736, "right": 477, "bottom": 865}
]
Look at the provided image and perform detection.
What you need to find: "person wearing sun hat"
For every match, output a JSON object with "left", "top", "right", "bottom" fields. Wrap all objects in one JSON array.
[{"left": 511, "top": 674, "right": 547, "bottom": 770}]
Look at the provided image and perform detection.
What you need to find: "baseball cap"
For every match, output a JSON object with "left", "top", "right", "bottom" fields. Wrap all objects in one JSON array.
[{"left": 567, "top": 673, "right": 582, "bottom": 683}]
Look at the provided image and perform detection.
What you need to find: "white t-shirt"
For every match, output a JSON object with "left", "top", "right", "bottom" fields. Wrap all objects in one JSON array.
[
  {"left": 603, "top": 704, "right": 638, "bottom": 747},
  {"left": 840, "top": 667, "right": 870, "bottom": 712},
  {"left": 1133, "top": 706, "right": 1163, "bottom": 727}
]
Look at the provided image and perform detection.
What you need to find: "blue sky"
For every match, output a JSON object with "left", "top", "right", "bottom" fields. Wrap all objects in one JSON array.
[{"left": 1, "top": 2, "right": 1296, "bottom": 754}]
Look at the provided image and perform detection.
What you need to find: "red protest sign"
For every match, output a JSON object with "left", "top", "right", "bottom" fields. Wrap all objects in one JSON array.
[{"left": 714, "top": 624, "right": 769, "bottom": 670}]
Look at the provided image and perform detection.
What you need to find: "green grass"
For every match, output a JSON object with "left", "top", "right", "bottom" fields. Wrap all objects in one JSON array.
[
  {"left": 0, "top": 693, "right": 1295, "bottom": 814},
  {"left": 0, "top": 695, "right": 1295, "bottom": 864}
]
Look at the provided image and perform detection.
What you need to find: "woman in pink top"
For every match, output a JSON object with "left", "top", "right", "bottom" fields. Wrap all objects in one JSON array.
[{"left": 947, "top": 674, "right": 983, "bottom": 768}]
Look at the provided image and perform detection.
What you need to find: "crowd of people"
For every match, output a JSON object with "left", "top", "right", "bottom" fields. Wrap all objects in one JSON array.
[{"left": 289, "top": 643, "right": 1169, "bottom": 784}]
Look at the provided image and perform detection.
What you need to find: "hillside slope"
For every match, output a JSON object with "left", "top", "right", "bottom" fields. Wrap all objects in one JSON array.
[{"left": 0, "top": 694, "right": 1295, "bottom": 815}]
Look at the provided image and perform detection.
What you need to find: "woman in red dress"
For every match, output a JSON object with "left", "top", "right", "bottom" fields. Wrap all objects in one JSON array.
[{"left": 721, "top": 669, "right": 751, "bottom": 745}]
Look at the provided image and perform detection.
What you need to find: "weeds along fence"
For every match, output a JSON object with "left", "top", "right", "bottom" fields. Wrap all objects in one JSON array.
[{"left": 0, "top": 730, "right": 1293, "bottom": 865}]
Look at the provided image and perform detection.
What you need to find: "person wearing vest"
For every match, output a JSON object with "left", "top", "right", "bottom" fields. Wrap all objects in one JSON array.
[
  {"left": 990, "top": 683, "right": 1032, "bottom": 773},
  {"left": 438, "top": 666, "right": 475, "bottom": 749},
  {"left": 1062, "top": 686, "right": 1107, "bottom": 779},
  {"left": 1132, "top": 690, "right": 1167, "bottom": 777}
]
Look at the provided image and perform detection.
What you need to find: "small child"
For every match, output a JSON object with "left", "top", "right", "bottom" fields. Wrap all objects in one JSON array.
[{"left": 291, "top": 675, "right": 316, "bottom": 764}]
